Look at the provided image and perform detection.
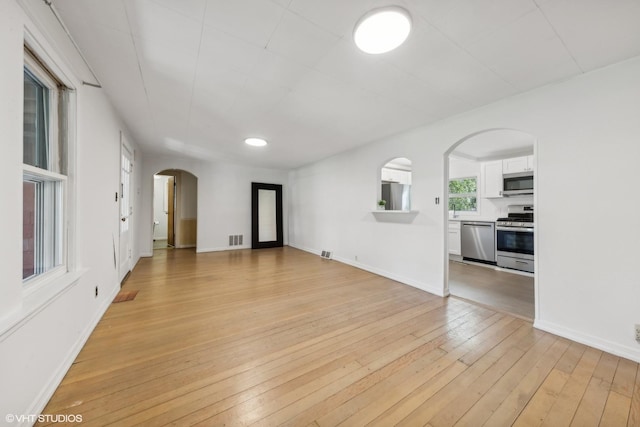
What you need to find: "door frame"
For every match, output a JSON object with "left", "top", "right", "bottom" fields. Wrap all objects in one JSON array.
[
  {"left": 167, "top": 175, "right": 176, "bottom": 247},
  {"left": 118, "top": 133, "right": 133, "bottom": 283},
  {"left": 443, "top": 128, "right": 539, "bottom": 321},
  {"left": 251, "top": 182, "right": 283, "bottom": 249}
]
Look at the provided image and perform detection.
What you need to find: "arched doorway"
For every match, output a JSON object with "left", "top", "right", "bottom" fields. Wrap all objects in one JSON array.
[
  {"left": 443, "top": 129, "right": 538, "bottom": 320},
  {"left": 152, "top": 169, "right": 198, "bottom": 251}
]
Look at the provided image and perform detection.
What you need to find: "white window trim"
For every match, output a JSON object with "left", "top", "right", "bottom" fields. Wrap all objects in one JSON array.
[
  {"left": 449, "top": 175, "right": 479, "bottom": 214},
  {"left": 24, "top": 51, "right": 61, "bottom": 169},
  {"left": 22, "top": 36, "right": 77, "bottom": 296},
  {"left": 22, "top": 166, "right": 68, "bottom": 293}
]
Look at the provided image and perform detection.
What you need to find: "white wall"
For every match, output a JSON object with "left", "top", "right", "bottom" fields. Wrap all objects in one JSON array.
[
  {"left": 289, "top": 56, "right": 640, "bottom": 363},
  {"left": 0, "top": 0, "right": 24, "bottom": 322},
  {"left": 138, "top": 154, "right": 289, "bottom": 255},
  {"left": 0, "top": 0, "right": 141, "bottom": 420},
  {"left": 153, "top": 175, "right": 169, "bottom": 240},
  {"left": 179, "top": 172, "right": 198, "bottom": 219}
]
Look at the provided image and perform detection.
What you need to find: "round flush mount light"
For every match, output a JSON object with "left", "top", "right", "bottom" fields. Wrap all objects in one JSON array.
[
  {"left": 244, "top": 137, "right": 268, "bottom": 147},
  {"left": 354, "top": 6, "right": 412, "bottom": 54}
]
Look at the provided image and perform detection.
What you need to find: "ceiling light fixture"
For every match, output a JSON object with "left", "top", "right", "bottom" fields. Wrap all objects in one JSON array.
[
  {"left": 245, "top": 137, "right": 268, "bottom": 147},
  {"left": 354, "top": 6, "right": 412, "bottom": 54}
]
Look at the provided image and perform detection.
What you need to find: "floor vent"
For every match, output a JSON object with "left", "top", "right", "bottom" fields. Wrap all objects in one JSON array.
[
  {"left": 229, "top": 235, "right": 244, "bottom": 246},
  {"left": 320, "top": 250, "right": 332, "bottom": 259}
]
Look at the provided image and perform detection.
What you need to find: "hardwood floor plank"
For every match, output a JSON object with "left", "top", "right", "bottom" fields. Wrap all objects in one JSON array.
[
  {"left": 394, "top": 321, "right": 545, "bottom": 426},
  {"left": 600, "top": 391, "right": 631, "bottom": 426},
  {"left": 570, "top": 353, "right": 620, "bottom": 426},
  {"left": 410, "top": 324, "right": 533, "bottom": 427},
  {"left": 539, "top": 348, "right": 602, "bottom": 427},
  {"left": 628, "top": 366, "right": 640, "bottom": 427},
  {"left": 515, "top": 369, "right": 570, "bottom": 427},
  {"left": 613, "top": 359, "right": 639, "bottom": 398},
  {"left": 34, "top": 247, "right": 639, "bottom": 427},
  {"left": 452, "top": 335, "right": 567, "bottom": 426}
]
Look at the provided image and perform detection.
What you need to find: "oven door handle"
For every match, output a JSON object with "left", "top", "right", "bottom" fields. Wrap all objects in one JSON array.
[{"left": 496, "top": 226, "right": 534, "bottom": 232}]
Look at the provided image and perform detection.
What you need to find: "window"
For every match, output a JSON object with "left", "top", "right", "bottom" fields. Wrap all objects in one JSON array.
[
  {"left": 23, "top": 48, "right": 69, "bottom": 283},
  {"left": 449, "top": 177, "right": 477, "bottom": 212}
]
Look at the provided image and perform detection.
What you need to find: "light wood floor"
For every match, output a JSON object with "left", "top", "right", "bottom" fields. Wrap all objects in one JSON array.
[
  {"left": 449, "top": 261, "right": 535, "bottom": 320},
  {"left": 40, "top": 247, "right": 639, "bottom": 426}
]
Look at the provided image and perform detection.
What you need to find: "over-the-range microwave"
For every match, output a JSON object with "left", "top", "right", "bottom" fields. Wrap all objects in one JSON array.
[{"left": 503, "top": 172, "right": 533, "bottom": 196}]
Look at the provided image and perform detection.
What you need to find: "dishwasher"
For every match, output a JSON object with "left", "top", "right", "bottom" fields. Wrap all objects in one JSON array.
[{"left": 460, "top": 221, "right": 496, "bottom": 264}]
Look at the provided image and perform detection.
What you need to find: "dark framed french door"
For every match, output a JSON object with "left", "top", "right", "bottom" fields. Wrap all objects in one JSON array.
[{"left": 251, "top": 182, "right": 283, "bottom": 249}]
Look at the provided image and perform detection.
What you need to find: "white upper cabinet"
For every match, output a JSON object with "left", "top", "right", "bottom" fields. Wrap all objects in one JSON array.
[
  {"left": 502, "top": 155, "right": 534, "bottom": 174},
  {"left": 482, "top": 160, "right": 503, "bottom": 198},
  {"left": 381, "top": 167, "right": 412, "bottom": 185}
]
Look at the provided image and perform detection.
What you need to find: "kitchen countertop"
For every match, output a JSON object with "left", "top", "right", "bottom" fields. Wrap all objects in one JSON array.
[{"left": 448, "top": 216, "right": 496, "bottom": 222}]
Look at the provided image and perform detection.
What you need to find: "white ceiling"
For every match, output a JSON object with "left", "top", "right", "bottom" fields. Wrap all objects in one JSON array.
[{"left": 52, "top": 0, "right": 640, "bottom": 169}]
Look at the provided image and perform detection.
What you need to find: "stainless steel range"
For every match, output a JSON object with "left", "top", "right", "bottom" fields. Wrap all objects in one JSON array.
[{"left": 496, "top": 205, "right": 534, "bottom": 273}]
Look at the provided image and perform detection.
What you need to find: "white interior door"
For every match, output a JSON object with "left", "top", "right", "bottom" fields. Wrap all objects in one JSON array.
[{"left": 119, "top": 138, "right": 133, "bottom": 282}]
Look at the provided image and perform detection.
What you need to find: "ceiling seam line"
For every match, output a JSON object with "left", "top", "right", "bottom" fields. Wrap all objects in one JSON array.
[
  {"left": 123, "top": 2, "right": 158, "bottom": 137},
  {"left": 263, "top": 4, "right": 290, "bottom": 50},
  {"left": 533, "top": 0, "right": 584, "bottom": 73},
  {"left": 412, "top": 15, "right": 518, "bottom": 92},
  {"left": 184, "top": 1, "right": 209, "bottom": 141}
]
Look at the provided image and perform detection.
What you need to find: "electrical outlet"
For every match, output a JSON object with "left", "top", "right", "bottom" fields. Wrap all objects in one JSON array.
[
  {"left": 95, "top": 286, "right": 99, "bottom": 298},
  {"left": 635, "top": 324, "right": 640, "bottom": 342}
]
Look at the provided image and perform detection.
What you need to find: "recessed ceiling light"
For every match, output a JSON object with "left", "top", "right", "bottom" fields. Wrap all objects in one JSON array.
[
  {"left": 354, "top": 6, "right": 412, "bottom": 54},
  {"left": 245, "top": 137, "right": 268, "bottom": 147}
]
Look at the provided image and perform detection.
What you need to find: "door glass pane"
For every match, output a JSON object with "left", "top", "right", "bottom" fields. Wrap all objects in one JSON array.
[{"left": 258, "top": 189, "right": 277, "bottom": 242}]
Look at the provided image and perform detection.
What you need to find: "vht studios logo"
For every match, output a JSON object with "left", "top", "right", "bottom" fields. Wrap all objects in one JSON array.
[{"left": 5, "top": 413, "right": 83, "bottom": 424}]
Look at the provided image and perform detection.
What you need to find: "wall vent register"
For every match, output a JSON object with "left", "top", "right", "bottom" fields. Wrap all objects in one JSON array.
[{"left": 228, "top": 235, "right": 243, "bottom": 246}]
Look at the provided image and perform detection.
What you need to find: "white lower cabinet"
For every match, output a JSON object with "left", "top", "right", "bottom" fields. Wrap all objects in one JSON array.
[{"left": 448, "top": 221, "right": 461, "bottom": 256}]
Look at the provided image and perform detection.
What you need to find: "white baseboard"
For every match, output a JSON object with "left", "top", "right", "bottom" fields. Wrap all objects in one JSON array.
[
  {"left": 140, "top": 252, "right": 153, "bottom": 258},
  {"left": 534, "top": 319, "right": 640, "bottom": 363},
  {"left": 196, "top": 245, "right": 251, "bottom": 253},
  {"left": 288, "top": 244, "right": 446, "bottom": 297},
  {"left": 22, "top": 283, "right": 119, "bottom": 425}
]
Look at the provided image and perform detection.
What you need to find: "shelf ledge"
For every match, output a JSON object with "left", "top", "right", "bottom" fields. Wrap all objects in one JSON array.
[
  {"left": 371, "top": 210, "right": 419, "bottom": 223},
  {"left": 371, "top": 210, "right": 419, "bottom": 214}
]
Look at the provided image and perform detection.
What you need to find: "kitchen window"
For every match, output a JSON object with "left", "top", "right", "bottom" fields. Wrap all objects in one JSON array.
[
  {"left": 23, "top": 48, "right": 70, "bottom": 283},
  {"left": 449, "top": 176, "right": 477, "bottom": 213}
]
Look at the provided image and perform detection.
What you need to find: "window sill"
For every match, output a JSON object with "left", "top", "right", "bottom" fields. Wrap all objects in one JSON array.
[{"left": 0, "top": 269, "right": 87, "bottom": 340}]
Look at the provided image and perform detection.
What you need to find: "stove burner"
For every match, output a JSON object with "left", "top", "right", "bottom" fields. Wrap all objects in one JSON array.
[{"left": 496, "top": 205, "right": 534, "bottom": 227}]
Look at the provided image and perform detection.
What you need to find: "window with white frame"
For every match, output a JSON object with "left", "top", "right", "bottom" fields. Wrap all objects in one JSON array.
[
  {"left": 23, "top": 48, "right": 69, "bottom": 282},
  {"left": 449, "top": 176, "right": 478, "bottom": 213}
]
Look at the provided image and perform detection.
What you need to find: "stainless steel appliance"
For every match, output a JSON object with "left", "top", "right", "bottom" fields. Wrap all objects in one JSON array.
[
  {"left": 461, "top": 221, "right": 496, "bottom": 264},
  {"left": 381, "top": 182, "right": 411, "bottom": 210},
  {"left": 503, "top": 172, "right": 533, "bottom": 196},
  {"left": 496, "top": 205, "right": 534, "bottom": 273}
]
